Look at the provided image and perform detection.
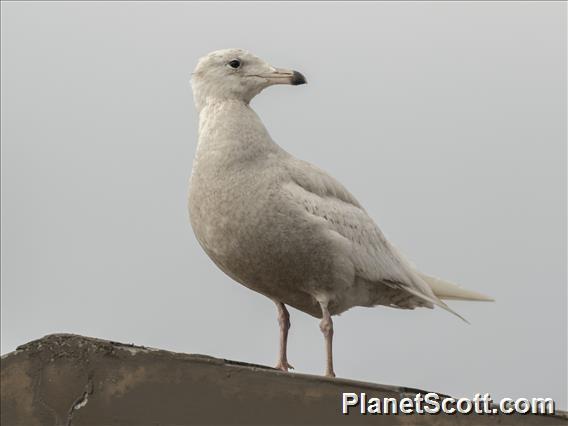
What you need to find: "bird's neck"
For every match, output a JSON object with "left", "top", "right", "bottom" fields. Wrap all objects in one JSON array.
[{"left": 196, "top": 100, "right": 279, "bottom": 162}]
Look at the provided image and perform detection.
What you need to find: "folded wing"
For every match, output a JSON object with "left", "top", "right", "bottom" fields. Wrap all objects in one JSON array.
[{"left": 284, "top": 157, "right": 469, "bottom": 322}]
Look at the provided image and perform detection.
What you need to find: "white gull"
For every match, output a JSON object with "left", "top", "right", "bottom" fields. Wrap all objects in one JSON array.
[{"left": 188, "top": 48, "right": 493, "bottom": 377}]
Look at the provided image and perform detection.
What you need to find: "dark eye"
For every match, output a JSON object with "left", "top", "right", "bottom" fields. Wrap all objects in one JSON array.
[{"left": 228, "top": 59, "right": 241, "bottom": 69}]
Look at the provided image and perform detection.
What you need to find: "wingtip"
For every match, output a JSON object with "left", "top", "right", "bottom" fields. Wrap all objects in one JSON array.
[{"left": 442, "top": 303, "right": 470, "bottom": 324}]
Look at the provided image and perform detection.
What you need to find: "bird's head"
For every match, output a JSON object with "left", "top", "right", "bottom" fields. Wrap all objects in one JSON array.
[{"left": 191, "top": 48, "right": 306, "bottom": 111}]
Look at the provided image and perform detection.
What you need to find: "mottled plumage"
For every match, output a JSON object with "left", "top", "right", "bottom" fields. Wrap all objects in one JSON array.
[{"left": 188, "top": 49, "right": 492, "bottom": 377}]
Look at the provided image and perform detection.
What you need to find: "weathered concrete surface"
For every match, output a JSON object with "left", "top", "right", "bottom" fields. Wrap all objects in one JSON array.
[{"left": 1, "top": 334, "right": 566, "bottom": 425}]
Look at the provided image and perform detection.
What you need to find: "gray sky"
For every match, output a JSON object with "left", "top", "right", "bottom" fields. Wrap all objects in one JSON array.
[{"left": 1, "top": 1, "right": 566, "bottom": 409}]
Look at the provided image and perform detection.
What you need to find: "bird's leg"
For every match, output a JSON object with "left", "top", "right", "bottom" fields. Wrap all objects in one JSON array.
[
  {"left": 274, "top": 301, "right": 294, "bottom": 371},
  {"left": 318, "top": 302, "right": 336, "bottom": 378}
]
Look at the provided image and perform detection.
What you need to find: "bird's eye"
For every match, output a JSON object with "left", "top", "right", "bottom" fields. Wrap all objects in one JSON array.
[{"left": 228, "top": 59, "right": 241, "bottom": 69}]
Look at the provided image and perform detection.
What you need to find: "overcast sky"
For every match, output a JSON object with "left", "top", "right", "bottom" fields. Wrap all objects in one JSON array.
[{"left": 1, "top": 1, "right": 566, "bottom": 408}]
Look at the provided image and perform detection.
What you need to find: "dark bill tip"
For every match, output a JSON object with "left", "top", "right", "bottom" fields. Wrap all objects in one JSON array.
[{"left": 291, "top": 71, "right": 307, "bottom": 85}]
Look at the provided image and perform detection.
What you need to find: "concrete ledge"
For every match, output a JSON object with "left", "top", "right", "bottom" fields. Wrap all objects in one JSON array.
[{"left": 1, "top": 334, "right": 566, "bottom": 425}]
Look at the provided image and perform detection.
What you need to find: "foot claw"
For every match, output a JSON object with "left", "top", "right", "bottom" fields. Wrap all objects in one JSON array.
[
  {"left": 275, "top": 361, "right": 294, "bottom": 372},
  {"left": 325, "top": 371, "right": 336, "bottom": 378}
]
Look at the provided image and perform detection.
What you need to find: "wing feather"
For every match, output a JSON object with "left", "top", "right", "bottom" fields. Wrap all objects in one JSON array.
[{"left": 283, "top": 157, "right": 467, "bottom": 321}]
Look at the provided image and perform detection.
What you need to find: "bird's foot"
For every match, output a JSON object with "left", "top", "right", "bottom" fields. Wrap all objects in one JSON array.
[
  {"left": 275, "top": 360, "right": 294, "bottom": 372},
  {"left": 325, "top": 370, "right": 336, "bottom": 378}
]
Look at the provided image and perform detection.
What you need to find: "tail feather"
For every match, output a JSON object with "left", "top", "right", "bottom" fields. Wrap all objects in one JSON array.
[{"left": 419, "top": 273, "right": 494, "bottom": 302}]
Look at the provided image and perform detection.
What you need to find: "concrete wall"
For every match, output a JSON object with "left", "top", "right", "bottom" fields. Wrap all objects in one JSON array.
[{"left": 1, "top": 334, "right": 566, "bottom": 425}]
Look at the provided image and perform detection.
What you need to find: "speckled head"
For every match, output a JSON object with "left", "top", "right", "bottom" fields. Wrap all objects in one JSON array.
[{"left": 191, "top": 48, "right": 306, "bottom": 111}]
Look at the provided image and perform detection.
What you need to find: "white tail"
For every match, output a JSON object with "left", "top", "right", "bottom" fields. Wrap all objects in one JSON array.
[{"left": 419, "top": 273, "right": 494, "bottom": 302}]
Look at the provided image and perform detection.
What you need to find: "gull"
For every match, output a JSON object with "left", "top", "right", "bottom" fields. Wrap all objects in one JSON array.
[{"left": 188, "top": 48, "right": 493, "bottom": 378}]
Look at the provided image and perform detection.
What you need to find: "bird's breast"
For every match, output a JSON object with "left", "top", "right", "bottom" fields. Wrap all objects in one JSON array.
[{"left": 188, "top": 146, "right": 280, "bottom": 278}]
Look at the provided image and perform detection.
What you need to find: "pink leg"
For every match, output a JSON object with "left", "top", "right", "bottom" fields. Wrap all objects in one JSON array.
[
  {"left": 274, "top": 301, "right": 294, "bottom": 372},
  {"left": 319, "top": 302, "right": 336, "bottom": 378}
]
